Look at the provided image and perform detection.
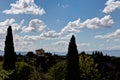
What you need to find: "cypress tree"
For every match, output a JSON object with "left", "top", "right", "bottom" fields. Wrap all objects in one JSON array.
[
  {"left": 3, "top": 26, "right": 16, "bottom": 70},
  {"left": 65, "top": 35, "right": 80, "bottom": 80}
]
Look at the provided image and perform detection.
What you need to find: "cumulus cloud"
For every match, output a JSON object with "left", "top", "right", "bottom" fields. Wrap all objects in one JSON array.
[
  {"left": 36, "top": 15, "right": 114, "bottom": 40},
  {"left": 95, "top": 29, "right": 120, "bottom": 39},
  {"left": 103, "top": 0, "right": 120, "bottom": 13},
  {"left": 0, "top": 18, "right": 15, "bottom": 26},
  {"left": 0, "top": 18, "right": 46, "bottom": 35},
  {"left": 40, "top": 30, "right": 62, "bottom": 39},
  {"left": 0, "top": 15, "right": 114, "bottom": 51},
  {"left": 62, "top": 15, "right": 114, "bottom": 33},
  {"left": 83, "top": 15, "right": 114, "bottom": 28},
  {"left": 0, "top": 18, "right": 47, "bottom": 51},
  {"left": 22, "top": 19, "right": 46, "bottom": 33},
  {"left": 0, "top": 18, "right": 22, "bottom": 36},
  {"left": 3, "top": 0, "right": 45, "bottom": 15},
  {"left": 23, "top": 35, "right": 46, "bottom": 41}
]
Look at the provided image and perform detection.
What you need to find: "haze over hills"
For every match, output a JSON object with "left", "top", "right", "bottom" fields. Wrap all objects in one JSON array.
[
  {"left": 0, "top": 50, "right": 119, "bottom": 57},
  {"left": 57, "top": 50, "right": 120, "bottom": 57}
]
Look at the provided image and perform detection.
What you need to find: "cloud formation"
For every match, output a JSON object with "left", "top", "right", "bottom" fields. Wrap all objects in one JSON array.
[
  {"left": 22, "top": 19, "right": 46, "bottom": 33},
  {"left": 0, "top": 15, "right": 114, "bottom": 42},
  {"left": 0, "top": 18, "right": 22, "bottom": 36},
  {"left": 62, "top": 15, "right": 114, "bottom": 33},
  {"left": 40, "top": 30, "right": 62, "bottom": 39},
  {"left": 103, "top": 0, "right": 120, "bottom": 13},
  {"left": 95, "top": 29, "right": 120, "bottom": 39},
  {"left": 14, "top": 34, "right": 33, "bottom": 51},
  {"left": 3, "top": 0, "right": 45, "bottom": 15},
  {"left": 0, "top": 14, "right": 114, "bottom": 51}
]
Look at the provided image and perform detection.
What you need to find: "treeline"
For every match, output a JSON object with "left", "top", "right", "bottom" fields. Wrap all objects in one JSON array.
[{"left": 0, "top": 26, "right": 120, "bottom": 80}]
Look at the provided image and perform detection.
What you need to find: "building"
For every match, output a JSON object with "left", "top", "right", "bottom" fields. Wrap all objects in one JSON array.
[{"left": 36, "top": 48, "right": 45, "bottom": 56}]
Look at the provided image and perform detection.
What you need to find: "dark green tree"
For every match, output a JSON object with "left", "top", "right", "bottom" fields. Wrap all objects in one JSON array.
[
  {"left": 3, "top": 26, "right": 16, "bottom": 70},
  {"left": 65, "top": 35, "right": 80, "bottom": 80}
]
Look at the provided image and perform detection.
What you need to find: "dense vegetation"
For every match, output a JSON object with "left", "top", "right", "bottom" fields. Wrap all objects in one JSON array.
[{"left": 0, "top": 26, "right": 120, "bottom": 80}]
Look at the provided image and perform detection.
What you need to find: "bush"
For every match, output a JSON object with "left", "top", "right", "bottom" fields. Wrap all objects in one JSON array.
[
  {"left": 16, "top": 62, "right": 34, "bottom": 80},
  {"left": 16, "top": 62, "right": 47, "bottom": 80},
  {"left": 46, "top": 62, "right": 66, "bottom": 80},
  {"left": 0, "top": 62, "right": 13, "bottom": 80}
]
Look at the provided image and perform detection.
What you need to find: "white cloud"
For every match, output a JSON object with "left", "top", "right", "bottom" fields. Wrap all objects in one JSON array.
[
  {"left": 0, "top": 18, "right": 15, "bottom": 26},
  {"left": 13, "top": 34, "right": 37, "bottom": 51},
  {"left": 82, "top": 15, "right": 114, "bottom": 28},
  {"left": 61, "top": 19, "right": 81, "bottom": 33},
  {"left": 3, "top": 0, "right": 45, "bottom": 15},
  {"left": 23, "top": 35, "right": 46, "bottom": 41},
  {"left": 0, "top": 18, "right": 22, "bottom": 36},
  {"left": 0, "top": 15, "right": 114, "bottom": 51},
  {"left": 103, "top": 0, "right": 120, "bottom": 13},
  {"left": 40, "top": 30, "right": 62, "bottom": 39},
  {"left": 22, "top": 19, "right": 46, "bottom": 33},
  {"left": 61, "top": 15, "right": 114, "bottom": 33},
  {"left": 0, "top": 18, "right": 46, "bottom": 35},
  {"left": 95, "top": 29, "right": 120, "bottom": 39},
  {"left": 53, "top": 41, "right": 68, "bottom": 46}
]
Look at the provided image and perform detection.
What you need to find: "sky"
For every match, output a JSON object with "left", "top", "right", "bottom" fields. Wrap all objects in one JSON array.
[{"left": 0, "top": 0, "right": 120, "bottom": 53}]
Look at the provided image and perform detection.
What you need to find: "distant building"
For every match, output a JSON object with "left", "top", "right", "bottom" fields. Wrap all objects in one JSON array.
[{"left": 36, "top": 48, "right": 45, "bottom": 56}]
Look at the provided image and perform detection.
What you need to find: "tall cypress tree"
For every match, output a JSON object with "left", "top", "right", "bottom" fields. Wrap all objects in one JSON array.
[
  {"left": 3, "top": 26, "right": 16, "bottom": 70},
  {"left": 65, "top": 35, "right": 80, "bottom": 80}
]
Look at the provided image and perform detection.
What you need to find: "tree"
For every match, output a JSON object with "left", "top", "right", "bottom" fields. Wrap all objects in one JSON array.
[
  {"left": 16, "top": 62, "right": 34, "bottom": 80},
  {"left": 79, "top": 53, "right": 101, "bottom": 80},
  {"left": 0, "top": 62, "right": 13, "bottom": 80},
  {"left": 46, "top": 62, "right": 66, "bottom": 80},
  {"left": 26, "top": 52, "right": 36, "bottom": 58},
  {"left": 3, "top": 26, "right": 16, "bottom": 70},
  {"left": 65, "top": 35, "right": 80, "bottom": 80}
]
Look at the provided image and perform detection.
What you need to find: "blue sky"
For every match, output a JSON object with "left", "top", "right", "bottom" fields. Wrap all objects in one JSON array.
[{"left": 0, "top": 0, "right": 120, "bottom": 53}]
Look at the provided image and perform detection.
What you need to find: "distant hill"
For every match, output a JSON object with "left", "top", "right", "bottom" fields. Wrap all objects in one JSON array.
[
  {"left": 86, "top": 50, "right": 120, "bottom": 57},
  {"left": 55, "top": 50, "right": 120, "bottom": 57},
  {"left": 0, "top": 50, "right": 120, "bottom": 57},
  {"left": 0, "top": 50, "right": 27, "bottom": 56},
  {"left": 0, "top": 50, "right": 4, "bottom": 56}
]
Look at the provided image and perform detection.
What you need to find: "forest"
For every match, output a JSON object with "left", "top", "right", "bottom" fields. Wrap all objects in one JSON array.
[{"left": 0, "top": 26, "right": 120, "bottom": 80}]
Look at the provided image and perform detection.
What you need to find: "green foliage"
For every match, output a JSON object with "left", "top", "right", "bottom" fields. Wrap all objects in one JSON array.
[
  {"left": 28, "top": 70, "right": 47, "bottom": 80},
  {"left": 46, "top": 62, "right": 66, "bottom": 80},
  {"left": 0, "top": 68, "right": 13, "bottom": 80},
  {"left": 65, "top": 35, "right": 80, "bottom": 80},
  {"left": 16, "top": 62, "right": 34, "bottom": 80},
  {"left": 16, "top": 62, "right": 47, "bottom": 80},
  {"left": 0, "top": 62, "right": 13, "bottom": 80},
  {"left": 3, "top": 26, "right": 16, "bottom": 70},
  {"left": 79, "top": 54, "right": 101, "bottom": 80}
]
